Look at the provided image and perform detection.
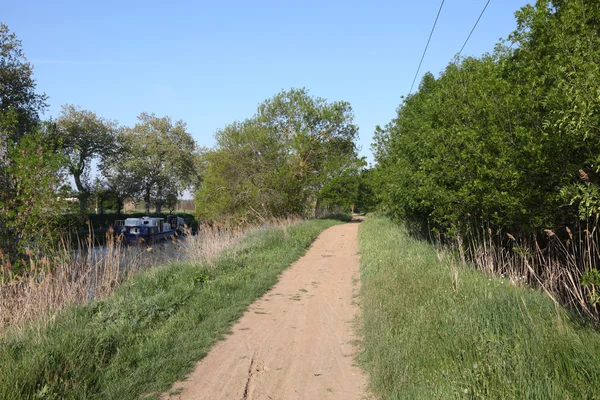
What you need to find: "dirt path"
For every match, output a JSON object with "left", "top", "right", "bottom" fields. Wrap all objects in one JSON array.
[{"left": 165, "top": 220, "right": 367, "bottom": 400}]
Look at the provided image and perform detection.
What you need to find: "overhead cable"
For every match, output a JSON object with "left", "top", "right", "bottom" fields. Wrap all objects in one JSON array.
[
  {"left": 409, "top": 0, "right": 446, "bottom": 95},
  {"left": 458, "top": 0, "right": 492, "bottom": 56}
]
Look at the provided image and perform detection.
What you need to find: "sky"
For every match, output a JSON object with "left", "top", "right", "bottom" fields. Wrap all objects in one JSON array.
[{"left": 4, "top": 0, "right": 531, "bottom": 166}]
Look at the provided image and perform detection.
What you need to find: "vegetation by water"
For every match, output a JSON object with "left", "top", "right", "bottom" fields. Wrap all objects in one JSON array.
[
  {"left": 358, "top": 217, "right": 600, "bottom": 399},
  {"left": 0, "top": 218, "right": 339, "bottom": 399},
  {"left": 0, "top": 20, "right": 369, "bottom": 274},
  {"left": 371, "top": 0, "right": 600, "bottom": 319}
]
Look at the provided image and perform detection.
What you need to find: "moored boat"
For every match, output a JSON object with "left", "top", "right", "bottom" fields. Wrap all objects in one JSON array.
[{"left": 114, "top": 216, "right": 176, "bottom": 244}]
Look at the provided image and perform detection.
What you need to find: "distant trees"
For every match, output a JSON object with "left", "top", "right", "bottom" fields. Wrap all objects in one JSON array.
[
  {"left": 319, "top": 166, "right": 377, "bottom": 214},
  {"left": 119, "top": 113, "right": 197, "bottom": 214},
  {"left": 373, "top": 0, "right": 600, "bottom": 235},
  {"left": 101, "top": 159, "right": 140, "bottom": 217},
  {"left": 196, "top": 88, "right": 361, "bottom": 222},
  {"left": 56, "top": 105, "right": 118, "bottom": 211},
  {"left": 1, "top": 20, "right": 365, "bottom": 276}
]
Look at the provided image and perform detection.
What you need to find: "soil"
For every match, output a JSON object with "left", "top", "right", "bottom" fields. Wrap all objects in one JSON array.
[{"left": 163, "top": 219, "right": 367, "bottom": 400}]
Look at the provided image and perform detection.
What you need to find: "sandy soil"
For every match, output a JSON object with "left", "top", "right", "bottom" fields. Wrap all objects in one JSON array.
[{"left": 164, "top": 220, "right": 367, "bottom": 400}]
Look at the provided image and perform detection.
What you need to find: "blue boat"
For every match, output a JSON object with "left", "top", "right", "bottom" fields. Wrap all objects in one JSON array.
[{"left": 114, "top": 216, "right": 177, "bottom": 244}]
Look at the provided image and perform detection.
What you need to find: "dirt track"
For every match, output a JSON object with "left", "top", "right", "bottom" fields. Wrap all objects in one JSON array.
[{"left": 165, "top": 220, "right": 367, "bottom": 400}]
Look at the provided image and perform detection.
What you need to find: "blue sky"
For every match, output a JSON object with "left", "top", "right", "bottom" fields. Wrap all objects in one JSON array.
[{"left": 4, "top": 0, "right": 530, "bottom": 165}]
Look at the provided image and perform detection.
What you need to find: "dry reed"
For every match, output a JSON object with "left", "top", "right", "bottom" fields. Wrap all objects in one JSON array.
[
  {"left": 441, "top": 222, "right": 600, "bottom": 322},
  {"left": 0, "top": 217, "right": 303, "bottom": 331}
]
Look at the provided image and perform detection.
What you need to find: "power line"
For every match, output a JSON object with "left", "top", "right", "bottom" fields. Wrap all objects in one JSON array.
[
  {"left": 409, "top": 0, "right": 446, "bottom": 95},
  {"left": 458, "top": 0, "right": 492, "bottom": 56}
]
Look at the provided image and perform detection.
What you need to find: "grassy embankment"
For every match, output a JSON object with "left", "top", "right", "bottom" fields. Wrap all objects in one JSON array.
[
  {"left": 358, "top": 217, "right": 600, "bottom": 399},
  {"left": 0, "top": 218, "right": 340, "bottom": 399}
]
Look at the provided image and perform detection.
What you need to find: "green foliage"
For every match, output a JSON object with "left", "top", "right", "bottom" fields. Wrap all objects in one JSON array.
[
  {"left": 374, "top": 0, "right": 600, "bottom": 235},
  {"left": 196, "top": 118, "right": 294, "bottom": 222},
  {"left": 318, "top": 166, "right": 378, "bottom": 214},
  {"left": 196, "top": 88, "right": 361, "bottom": 222},
  {"left": 0, "top": 219, "right": 340, "bottom": 399},
  {"left": 0, "top": 24, "right": 64, "bottom": 273},
  {"left": 119, "top": 113, "right": 197, "bottom": 214},
  {"left": 581, "top": 269, "right": 600, "bottom": 306},
  {"left": 56, "top": 105, "right": 118, "bottom": 210},
  {"left": 359, "top": 217, "right": 600, "bottom": 399},
  {"left": 0, "top": 23, "right": 47, "bottom": 139},
  {"left": 0, "top": 129, "right": 66, "bottom": 273},
  {"left": 319, "top": 170, "right": 360, "bottom": 212}
]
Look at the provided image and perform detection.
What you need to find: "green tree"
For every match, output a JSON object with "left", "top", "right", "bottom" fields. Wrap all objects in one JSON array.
[
  {"left": 101, "top": 163, "right": 141, "bottom": 218},
  {"left": 0, "top": 24, "right": 65, "bottom": 273},
  {"left": 258, "top": 88, "right": 360, "bottom": 216},
  {"left": 373, "top": 0, "right": 600, "bottom": 235},
  {"left": 0, "top": 23, "right": 47, "bottom": 139},
  {"left": 120, "top": 113, "right": 197, "bottom": 214},
  {"left": 56, "top": 105, "right": 117, "bottom": 212},
  {"left": 195, "top": 89, "right": 360, "bottom": 222},
  {"left": 196, "top": 119, "right": 292, "bottom": 222},
  {"left": 0, "top": 127, "right": 66, "bottom": 273}
]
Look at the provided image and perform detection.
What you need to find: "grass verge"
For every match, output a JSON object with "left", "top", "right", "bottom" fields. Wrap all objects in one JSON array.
[
  {"left": 358, "top": 217, "right": 600, "bottom": 399},
  {"left": 0, "top": 218, "right": 340, "bottom": 399}
]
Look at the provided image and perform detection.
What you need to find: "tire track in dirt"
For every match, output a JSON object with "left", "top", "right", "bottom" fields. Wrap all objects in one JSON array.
[{"left": 163, "top": 220, "right": 367, "bottom": 400}]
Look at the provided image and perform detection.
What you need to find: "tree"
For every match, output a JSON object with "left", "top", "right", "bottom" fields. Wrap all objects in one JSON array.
[
  {"left": 0, "top": 24, "right": 65, "bottom": 273},
  {"left": 56, "top": 105, "right": 117, "bottom": 212},
  {"left": 120, "top": 113, "right": 197, "bottom": 214},
  {"left": 101, "top": 164, "right": 141, "bottom": 218},
  {"left": 373, "top": 0, "right": 600, "bottom": 235},
  {"left": 0, "top": 127, "right": 66, "bottom": 273},
  {"left": 195, "top": 88, "right": 361, "bottom": 222},
  {"left": 318, "top": 165, "right": 376, "bottom": 214},
  {"left": 0, "top": 23, "right": 47, "bottom": 140},
  {"left": 196, "top": 119, "right": 292, "bottom": 222},
  {"left": 318, "top": 170, "right": 361, "bottom": 213},
  {"left": 258, "top": 88, "right": 360, "bottom": 216}
]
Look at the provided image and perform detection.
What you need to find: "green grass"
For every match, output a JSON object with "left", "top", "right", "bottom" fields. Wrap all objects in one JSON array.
[
  {"left": 358, "top": 217, "right": 600, "bottom": 399},
  {"left": 0, "top": 218, "right": 340, "bottom": 399}
]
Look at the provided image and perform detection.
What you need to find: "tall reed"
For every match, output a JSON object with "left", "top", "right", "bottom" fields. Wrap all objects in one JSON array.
[
  {"left": 0, "top": 217, "right": 303, "bottom": 331},
  {"left": 442, "top": 222, "right": 600, "bottom": 322}
]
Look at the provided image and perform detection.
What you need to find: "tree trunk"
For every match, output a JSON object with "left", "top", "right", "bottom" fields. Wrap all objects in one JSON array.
[
  {"left": 144, "top": 187, "right": 151, "bottom": 215},
  {"left": 314, "top": 198, "right": 321, "bottom": 219},
  {"left": 154, "top": 184, "right": 163, "bottom": 215},
  {"left": 73, "top": 172, "right": 89, "bottom": 213}
]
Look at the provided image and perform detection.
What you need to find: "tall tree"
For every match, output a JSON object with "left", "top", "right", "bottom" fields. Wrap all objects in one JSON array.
[
  {"left": 0, "top": 124, "right": 65, "bottom": 273},
  {"left": 196, "top": 88, "right": 360, "bottom": 222},
  {"left": 196, "top": 119, "right": 292, "bottom": 221},
  {"left": 373, "top": 0, "right": 600, "bottom": 235},
  {"left": 0, "top": 23, "right": 47, "bottom": 140},
  {"left": 120, "top": 113, "right": 196, "bottom": 214},
  {"left": 258, "top": 88, "right": 360, "bottom": 216},
  {"left": 0, "top": 24, "right": 65, "bottom": 272},
  {"left": 56, "top": 105, "right": 117, "bottom": 211}
]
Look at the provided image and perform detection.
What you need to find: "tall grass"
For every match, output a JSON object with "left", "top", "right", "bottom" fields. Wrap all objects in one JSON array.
[
  {"left": 358, "top": 217, "right": 600, "bottom": 399},
  {"left": 449, "top": 221, "right": 600, "bottom": 322},
  {"left": 0, "top": 218, "right": 301, "bottom": 330}
]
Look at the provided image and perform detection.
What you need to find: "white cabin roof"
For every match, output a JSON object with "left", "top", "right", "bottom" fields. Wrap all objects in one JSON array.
[{"left": 124, "top": 217, "right": 164, "bottom": 227}]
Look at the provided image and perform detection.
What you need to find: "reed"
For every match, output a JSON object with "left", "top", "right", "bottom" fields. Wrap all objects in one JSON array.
[
  {"left": 445, "top": 221, "right": 600, "bottom": 322},
  {"left": 0, "top": 217, "right": 302, "bottom": 330}
]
